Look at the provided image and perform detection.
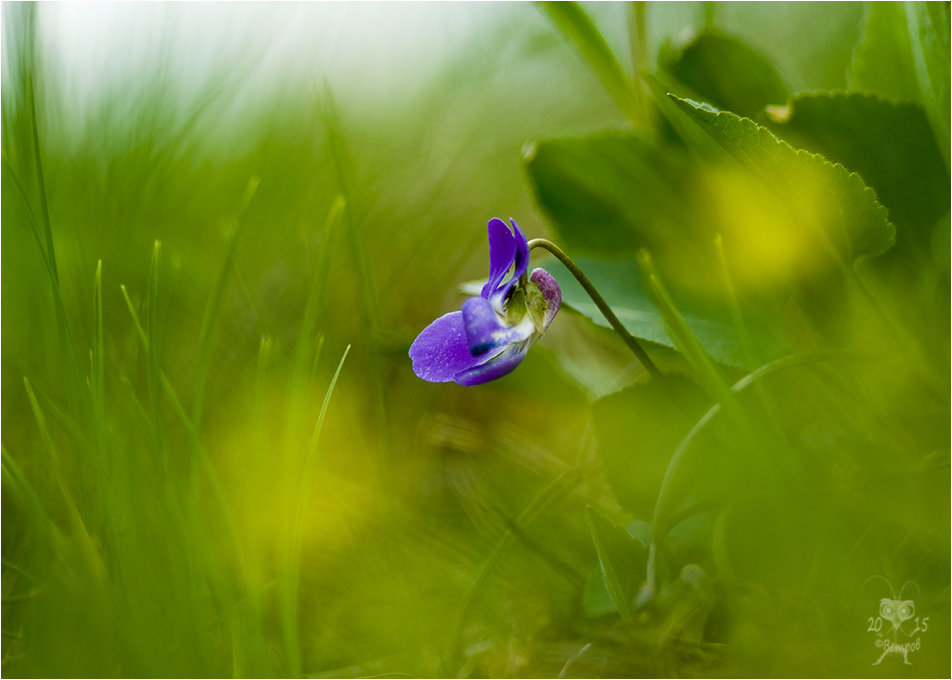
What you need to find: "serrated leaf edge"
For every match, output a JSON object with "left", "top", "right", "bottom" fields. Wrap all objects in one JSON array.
[{"left": 670, "top": 94, "right": 897, "bottom": 258}]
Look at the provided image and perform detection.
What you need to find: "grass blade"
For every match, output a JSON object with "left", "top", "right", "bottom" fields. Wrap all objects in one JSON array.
[
  {"left": 283, "top": 344, "right": 351, "bottom": 677},
  {"left": 147, "top": 241, "right": 164, "bottom": 449},
  {"left": 537, "top": 2, "right": 640, "bottom": 124},
  {"left": 1, "top": 446, "right": 68, "bottom": 562},
  {"left": 586, "top": 506, "right": 646, "bottom": 620},
  {"left": 91, "top": 260, "right": 104, "bottom": 408},
  {"left": 322, "top": 88, "right": 391, "bottom": 470},
  {"left": 636, "top": 249, "right": 734, "bottom": 407},
  {"left": 192, "top": 176, "right": 260, "bottom": 433}
]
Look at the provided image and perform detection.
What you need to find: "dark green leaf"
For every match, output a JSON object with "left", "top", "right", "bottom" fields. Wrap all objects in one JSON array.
[
  {"left": 662, "top": 31, "right": 788, "bottom": 118},
  {"left": 592, "top": 376, "right": 710, "bottom": 519},
  {"left": 523, "top": 133, "right": 696, "bottom": 256},
  {"left": 586, "top": 506, "right": 647, "bottom": 619},
  {"left": 767, "top": 92, "right": 949, "bottom": 251}
]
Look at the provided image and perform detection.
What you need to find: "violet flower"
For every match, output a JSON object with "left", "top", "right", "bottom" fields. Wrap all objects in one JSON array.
[{"left": 409, "top": 218, "right": 561, "bottom": 386}]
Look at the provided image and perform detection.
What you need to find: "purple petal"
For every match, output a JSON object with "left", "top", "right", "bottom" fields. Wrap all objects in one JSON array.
[
  {"left": 530, "top": 268, "right": 561, "bottom": 329},
  {"left": 510, "top": 219, "right": 530, "bottom": 283},
  {"left": 409, "top": 311, "right": 491, "bottom": 382},
  {"left": 453, "top": 344, "right": 529, "bottom": 386},
  {"left": 462, "top": 297, "right": 534, "bottom": 356},
  {"left": 488, "top": 218, "right": 531, "bottom": 307},
  {"left": 480, "top": 218, "right": 516, "bottom": 299}
]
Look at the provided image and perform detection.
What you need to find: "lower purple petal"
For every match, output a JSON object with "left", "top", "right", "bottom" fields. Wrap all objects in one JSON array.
[
  {"left": 453, "top": 344, "right": 529, "bottom": 386},
  {"left": 409, "top": 311, "right": 491, "bottom": 382}
]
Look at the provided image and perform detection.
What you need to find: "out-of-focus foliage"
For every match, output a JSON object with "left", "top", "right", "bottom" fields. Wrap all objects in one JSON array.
[
  {"left": 662, "top": 31, "right": 789, "bottom": 118},
  {"left": 2, "top": 2, "right": 949, "bottom": 678},
  {"left": 525, "top": 3, "right": 949, "bottom": 677},
  {"left": 768, "top": 93, "right": 949, "bottom": 250}
]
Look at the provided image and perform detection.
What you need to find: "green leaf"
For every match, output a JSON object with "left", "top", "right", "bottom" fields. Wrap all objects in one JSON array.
[
  {"left": 713, "top": 3, "right": 865, "bottom": 91},
  {"left": 536, "top": 256, "right": 786, "bottom": 370},
  {"left": 586, "top": 506, "right": 647, "bottom": 620},
  {"left": 582, "top": 568, "right": 618, "bottom": 616},
  {"left": 905, "top": 2, "right": 951, "bottom": 166},
  {"left": 637, "top": 250, "right": 739, "bottom": 411},
  {"left": 592, "top": 376, "right": 710, "bottom": 519},
  {"left": 670, "top": 95, "right": 896, "bottom": 262},
  {"left": 662, "top": 31, "right": 788, "bottom": 118},
  {"left": 849, "top": 2, "right": 919, "bottom": 102},
  {"left": 523, "top": 133, "right": 697, "bottom": 257},
  {"left": 644, "top": 72, "right": 738, "bottom": 161},
  {"left": 766, "top": 92, "right": 949, "bottom": 251},
  {"left": 525, "top": 108, "right": 897, "bottom": 367},
  {"left": 655, "top": 564, "right": 715, "bottom": 644}
]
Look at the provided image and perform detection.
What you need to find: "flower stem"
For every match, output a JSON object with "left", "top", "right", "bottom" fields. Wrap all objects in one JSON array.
[{"left": 528, "top": 238, "right": 662, "bottom": 380}]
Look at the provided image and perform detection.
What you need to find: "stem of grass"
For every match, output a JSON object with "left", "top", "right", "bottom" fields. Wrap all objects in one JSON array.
[
  {"left": 282, "top": 345, "right": 350, "bottom": 677},
  {"left": 322, "top": 88, "right": 392, "bottom": 476},
  {"left": 192, "top": 177, "right": 260, "bottom": 434}
]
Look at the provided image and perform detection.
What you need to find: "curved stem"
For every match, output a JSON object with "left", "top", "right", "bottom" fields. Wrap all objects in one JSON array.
[
  {"left": 528, "top": 238, "right": 662, "bottom": 380},
  {"left": 651, "top": 348, "right": 851, "bottom": 541}
]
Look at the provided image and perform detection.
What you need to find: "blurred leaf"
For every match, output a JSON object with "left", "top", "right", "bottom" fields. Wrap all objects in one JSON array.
[
  {"left": 525, "top": 128, "right": 818, "bottom": 307},
  {"left": 592, "top": 375, "right": 710, "bottom": 519},
  {"left": 524, "top": 107, "right": 895, "bottom": 359},
  {"left": 534, "top": 257, "right": 786, "bottom": 370},
  {"left": 766, "top": 93, "right": 949, "bottom": 251},
  {"left": 904, "top": 1, "right": 951, "bottom": 166},
  {"left": 713, "top": 3, "right": 865, "bottom": 92},
  {"left": 582, "top": 568, "right": 618, "bottom": 616},
  {"left": 536, "top": 2, "right": 640, "bottom": 123},
  {"left": 655, "top": 563, "right": 715, "bottom": 644},
  {"left": 636, "top": 250, "right": 739, "bottom": 411},
  {"left": 670, "top": 95, "right": 896, "bottom": 262},
  {"left": 662, "top": 31, "right": 788, "bottom": 117},
  {"left": 524, "top": 133, "right": 695, "bottom": 256},
  {"left": 586, "top": 506, "right": 647, "bottom": 620},
  {"left": 931, "top": 210, "right": 951, "bottom": 269},
  {"left": 848, "top": 2, "right": 919, "bottom": 102},
  {"left": 644, "top": 71, "right": 738, "bottom": 160},
  {"left": 676, "top": 563, "right": 712, "bottom": 595}
]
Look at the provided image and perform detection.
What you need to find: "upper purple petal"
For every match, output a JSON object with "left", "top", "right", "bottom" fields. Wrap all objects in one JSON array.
[
  {"left": 409, "top": 311, "right": 492, "bottom": 382},
  {"left": 510, "top": 219, "right": 530, "bottom": 283},
  {"left": 483, "top": 218, "right": 529, "bottom": 311},
  {"left": 480, "top": 218, "right": 517, "bottom": 299},
  {"left": 462, "top": 297, "right": 534, "bottom": 356},
  {"left": 453, "top": 343, "right": 529, "bottom": 386},
  {"left": 488, "top": 218, "right": 531, "bottom": 308}
]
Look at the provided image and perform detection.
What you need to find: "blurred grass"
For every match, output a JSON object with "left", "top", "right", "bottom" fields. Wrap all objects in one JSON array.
[
  {"left": 2, "top": 2, "right": 949, "bottom": 678},
  {"left": 2, "top": 3, "right": 620, "bottom": 677}
]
